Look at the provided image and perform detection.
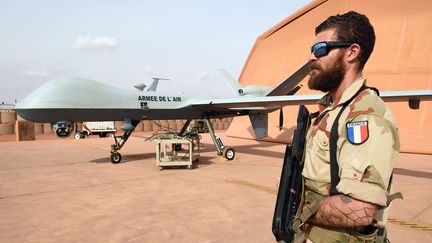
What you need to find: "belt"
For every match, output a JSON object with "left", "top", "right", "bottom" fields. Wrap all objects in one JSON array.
[{"left": 353, "top": 225, "right": 378, "bottom": 235}]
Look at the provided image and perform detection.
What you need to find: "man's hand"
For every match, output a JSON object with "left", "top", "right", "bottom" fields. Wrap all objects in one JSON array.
[{"left": 308, "top": 195, "right": 377, "bottom": 227}]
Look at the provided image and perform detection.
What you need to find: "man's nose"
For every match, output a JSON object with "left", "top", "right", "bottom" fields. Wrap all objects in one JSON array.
[{"left": 308, "top": 52, "right": 318, "bottom": 61}]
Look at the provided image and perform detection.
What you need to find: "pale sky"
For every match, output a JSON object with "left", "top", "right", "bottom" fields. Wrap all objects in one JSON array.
[{"left": 0, "top": 0, "right": 312, "bottom": 102}]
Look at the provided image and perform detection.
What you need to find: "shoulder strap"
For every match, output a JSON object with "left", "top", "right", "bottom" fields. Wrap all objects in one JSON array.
[
  {"left": 386, "top": 174, "right": 403, "bottom": 205},
  {"left": 329, "top": 85, "right": 377, "bottom": 195}
]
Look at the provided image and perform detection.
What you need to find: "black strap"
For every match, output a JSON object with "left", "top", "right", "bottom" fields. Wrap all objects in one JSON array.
[{"left": 329, "top": 85, "right": 379, "bottom": 196}]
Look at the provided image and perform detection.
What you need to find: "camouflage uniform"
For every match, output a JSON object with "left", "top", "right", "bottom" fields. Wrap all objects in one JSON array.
[{"left": 301, "top": 78, "right": 400, "bottom": 242}]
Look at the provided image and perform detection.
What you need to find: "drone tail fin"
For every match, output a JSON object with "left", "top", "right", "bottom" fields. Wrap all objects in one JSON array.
[{"left": 219, "top": 69, "right": 242, "bottom": 96}]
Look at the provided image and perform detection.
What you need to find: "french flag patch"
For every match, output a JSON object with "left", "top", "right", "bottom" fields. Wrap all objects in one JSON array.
[{"left": 346, "top": 121, "right": 369, "bottom": 145}]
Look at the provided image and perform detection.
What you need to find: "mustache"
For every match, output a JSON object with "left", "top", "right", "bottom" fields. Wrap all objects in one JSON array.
[{"left": 310, "top": 63, "right": 321, "bottom": 70}]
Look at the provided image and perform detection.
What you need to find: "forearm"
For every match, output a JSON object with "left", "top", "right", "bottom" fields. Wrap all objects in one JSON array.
[{"left": 308, "top": 194, "right": 377, "bottom": 228}]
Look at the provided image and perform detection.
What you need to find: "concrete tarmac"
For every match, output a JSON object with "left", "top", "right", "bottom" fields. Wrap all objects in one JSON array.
[{"left": 0, "top": 132, "right": 431, "bottom": 242}]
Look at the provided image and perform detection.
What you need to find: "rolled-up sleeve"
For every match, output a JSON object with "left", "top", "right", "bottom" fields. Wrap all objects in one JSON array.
[{"left": 336, "top": 114, "right": 399, "bottom": 206}]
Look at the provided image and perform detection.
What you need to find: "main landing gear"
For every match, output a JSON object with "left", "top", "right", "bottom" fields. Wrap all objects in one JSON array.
[
  {"left": 179, "top": 119, "right": 236, "bottom": 161},
  {"left": 110, "top": 120, "right": 140, "bottom": 164},
  {"left": 109, "top": 118, "right": 235, "bottom": 164}
]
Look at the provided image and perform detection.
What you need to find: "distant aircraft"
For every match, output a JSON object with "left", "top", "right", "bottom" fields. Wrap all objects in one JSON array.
[{"left": 14, "top": 62, "right": 432, "bottom": 163}]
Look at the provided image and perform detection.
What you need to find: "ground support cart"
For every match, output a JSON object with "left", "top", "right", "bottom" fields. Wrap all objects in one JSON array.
[{"left": 152, "top": 135, "right": 200, "bottom": 170}]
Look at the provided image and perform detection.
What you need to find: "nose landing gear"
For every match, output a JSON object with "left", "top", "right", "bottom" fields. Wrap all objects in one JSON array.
[{"left": 109, "top": 120, "right": 140, "bottom": 164}]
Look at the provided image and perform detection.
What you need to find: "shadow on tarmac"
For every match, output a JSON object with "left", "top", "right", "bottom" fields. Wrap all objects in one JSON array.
[
  {"left": 88, "top": 153, "right": 215, "bottom": 169},
  {"left": 88, "top": 153, "right": 154, "bottom": 164},
  {"left": 200, "top": 142, "right": 285, "bottom": 159}
]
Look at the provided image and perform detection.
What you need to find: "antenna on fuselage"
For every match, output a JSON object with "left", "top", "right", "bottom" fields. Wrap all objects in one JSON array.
[
  {"left": 147, "top": 77, "right": 169, "bottom": 92},
  {"left": 133, "top": 83, "right": 147, "bottom": 91}
]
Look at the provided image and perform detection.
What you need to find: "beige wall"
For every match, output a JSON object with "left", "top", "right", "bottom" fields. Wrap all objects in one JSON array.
[
  {"left": 0, "top": 112, "right": 233, "bottom": 136},
  {"left": 226, "top": 0, "right": 432, "bottom": 154}
]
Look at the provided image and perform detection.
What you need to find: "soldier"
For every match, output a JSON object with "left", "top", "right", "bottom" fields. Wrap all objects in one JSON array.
[{"left": 299, "top": 11, "right": 400, "bottom": 242}]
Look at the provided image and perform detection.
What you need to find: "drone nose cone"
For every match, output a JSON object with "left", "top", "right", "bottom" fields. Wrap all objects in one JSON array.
[
  {"left": 14, "top": 76, "right": 141, "bottom": 123},
  {"left": 14, "top": 77, "right": 86, "bottom": 122},
  {"left": 15, "top": 76, "right": 134, "bottom": 110},
  {"left": 16, "top": 77, "right": 84, "bottom": 109}
]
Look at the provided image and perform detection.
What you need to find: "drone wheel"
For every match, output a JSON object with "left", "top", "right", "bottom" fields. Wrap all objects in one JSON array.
[
  {"left": 224, "top": 148, "right": 235, "bottom": 161},
  {"left": 110, "top": 152, "right": 122, "bottom": 164}
]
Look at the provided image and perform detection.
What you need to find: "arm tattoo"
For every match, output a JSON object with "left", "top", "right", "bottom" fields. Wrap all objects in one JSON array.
[
  {"left": 340, "top": 195, "right": 352, "bottom": 204},
  {"left": 308, "top": 195, "right": 377, "bottom": 228}
]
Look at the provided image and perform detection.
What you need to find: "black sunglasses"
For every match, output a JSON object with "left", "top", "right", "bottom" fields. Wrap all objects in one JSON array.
[{"left": 311, "top": 41, "right": 354, "bottom": 57}]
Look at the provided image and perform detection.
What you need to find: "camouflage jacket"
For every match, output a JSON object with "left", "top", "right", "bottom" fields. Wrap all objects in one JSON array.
[{"left": 302, "top": 78, "right": 400, "bottom": 231}]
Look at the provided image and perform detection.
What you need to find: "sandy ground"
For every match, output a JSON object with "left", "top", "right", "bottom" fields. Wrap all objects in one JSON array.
[{"left": 0, "top": 132, "right": 431, "bottom": 242}]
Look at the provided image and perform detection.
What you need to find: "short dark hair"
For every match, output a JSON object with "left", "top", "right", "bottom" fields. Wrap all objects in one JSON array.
[{"left": 315, "top": 11, "right": 375, "bottom": 70}]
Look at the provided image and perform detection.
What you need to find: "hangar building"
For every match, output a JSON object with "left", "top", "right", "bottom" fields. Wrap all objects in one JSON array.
[{"left": 227, "top": 0, "right": 432, "bottom": 154}]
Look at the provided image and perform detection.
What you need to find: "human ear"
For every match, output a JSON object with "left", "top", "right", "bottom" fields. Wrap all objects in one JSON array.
[{"left": 346, "top": 43, "right": 361, "bottom": 62}]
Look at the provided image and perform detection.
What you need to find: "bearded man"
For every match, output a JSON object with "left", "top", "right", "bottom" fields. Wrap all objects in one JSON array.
[{"left": 298, "top": 11, "right": 400, "bottom": 243}]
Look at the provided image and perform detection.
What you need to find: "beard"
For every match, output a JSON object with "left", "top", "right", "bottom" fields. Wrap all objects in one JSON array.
[{"left": 308, "top": 53, "right": 346, "bottom": 92}]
